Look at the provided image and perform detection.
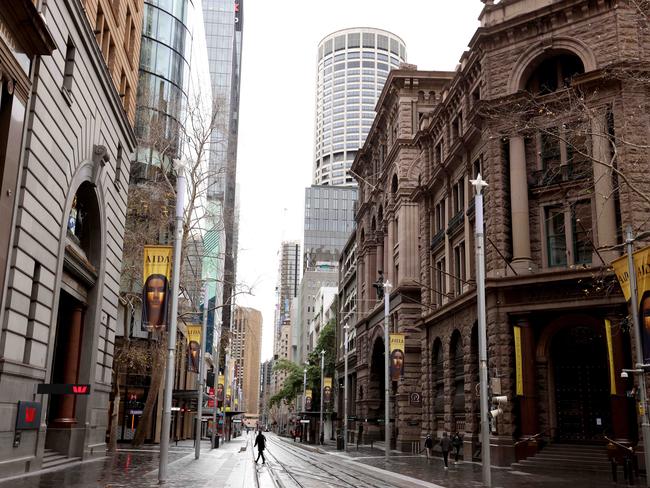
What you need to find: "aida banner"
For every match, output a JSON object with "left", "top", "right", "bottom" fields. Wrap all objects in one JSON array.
[
  {"left": 613, "top": 246, "right": 650, "bottom": 360},
  {"left": 141, "top": 245, "right": 172, "bottom": 330},
  {"left": 390, "top": 334, "right": 405, "bottom": 382},
  {"left": 186, "top": 325, "right": 202, "bottom": 373},
  {"left": 305, "top": 389, "right": 312, "bottom": 411},
  {"left": 226, "top": 386, "right": 232, "bottom": 411},
  {"left": 323, "top": 378, "right": 332, "bottom": 405},
  {"left": 217, "top": 375, "right": 225, "bottom": 402}
]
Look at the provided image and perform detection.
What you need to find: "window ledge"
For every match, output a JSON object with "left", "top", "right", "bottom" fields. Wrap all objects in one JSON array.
[{"left": 60, "top": 86, "right": 73, "bottom": 107}]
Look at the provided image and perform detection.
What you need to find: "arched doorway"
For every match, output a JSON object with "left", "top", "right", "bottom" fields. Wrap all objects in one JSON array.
[
  {"left": 431, "top": 338, "right": 443, "bottom": 432},
  {"left": 46, "top": 180, "right": 102, "bottom": 454},
  {"left": 551, "top": 325, "right": 609, "bottom": 442}
]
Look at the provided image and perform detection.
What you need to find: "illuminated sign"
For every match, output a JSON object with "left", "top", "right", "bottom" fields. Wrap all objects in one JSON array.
[
  {"left": 15, "top": 401, "right": 41, "bottom": 430},
  {"left": 36, "top": 384, "right": 92, "bottom": 395}
]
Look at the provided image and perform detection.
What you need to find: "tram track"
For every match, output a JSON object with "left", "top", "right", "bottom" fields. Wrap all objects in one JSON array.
[{"left": 265, "top": 435, "right": 398, "bottom": 488}]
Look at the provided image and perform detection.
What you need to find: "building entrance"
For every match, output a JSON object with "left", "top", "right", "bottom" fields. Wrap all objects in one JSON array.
[{"left": 551, "top": 325, "right": 610, "bottom": 442}]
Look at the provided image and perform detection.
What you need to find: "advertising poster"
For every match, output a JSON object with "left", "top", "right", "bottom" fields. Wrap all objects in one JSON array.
[
  {"left": 186, "top": 325, "right": 202, "bottom": 373},
  {"left": 613, "top": 246, "right": 650, "bottom": 360},
  {"left": 323, "top": 378, "right": 332, "bottom": 405},
  {"left": 217, "top": 375, "right": 224, "bottom": 402},
  {"left": 305, "top": 389, "right": 312, "bottom": 411},
  {"left": 141, "top": 245, "right": 172, "bottom": 330},
  {"left": 389, "top": 333, "right": 405, "bottom": 381}
]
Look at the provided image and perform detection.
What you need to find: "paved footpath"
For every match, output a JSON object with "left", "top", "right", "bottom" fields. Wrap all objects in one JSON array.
[
  {"left": 0, "top": 435, "right": 256, "bottom": 488},
  {"left": 283, "top": 436, "right": 642, "bottom": 488}
]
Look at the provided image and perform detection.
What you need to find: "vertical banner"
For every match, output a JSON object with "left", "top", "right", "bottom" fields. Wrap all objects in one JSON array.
[
  {"left": 514, "top": 326, "right": 523, "bottom": 396},
  {"left": 613, "top": 245, "right": 650, "bottom": 361},
  {"left": 226, "top": 386, "right": 232, "bottom": 411},
  {"left": 389, "top": 334, "right": 405, "bottom": 381},
  {"left": 217, "top": 375, "right": 224, "bottom": 402},
  {"left": 323, "top": 378, "right": 332, "bottom": 405},
  {"left": 605, "top": 319, "right": 617, "bottom": 395},
  {"left": 141, "top": 245, "right": 172, "bottom": 330},
  {"left": 208, "top": 387, "right": 215, "bottom": 408},
  {"left": 305, "top": 389, "right": 312, "bottom": 411},
  {"left": 186, "top": 325, "right": 202, "bottom": 373}
]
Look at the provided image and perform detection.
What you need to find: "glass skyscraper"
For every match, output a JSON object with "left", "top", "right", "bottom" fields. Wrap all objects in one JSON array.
[
  {"left": 202, "top": 0, "right": 244, "bottom": 332},
  {"left": 314, "top": 28, "right": 407, "bottom": 186}
]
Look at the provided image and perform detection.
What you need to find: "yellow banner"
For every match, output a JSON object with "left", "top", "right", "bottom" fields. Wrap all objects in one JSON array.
[
  {"left": 186, "top": 325, "right": 202, "bottom": 344},
  {"left": 612, "top": 245, "right": 650, "bottom": 305},
  {"left": 226, "top": 386, "right": 232, "bottom": 411},
  {"left": 186, "top": 324, "right": 201, "bottom": 373},
  {"left": 390, "top": 333, "right": 405, "bottom": 381},
  {"left": 305, "top": 389, "right": 312, "bottom": 411},
  {"left": 514, "top": 326, "right": 523, "bottom": 396},
  {"left": 217, "top": 375, "right": 224, "bottom": 401},
  {"left": 605, "top": 319, "right": 616, "bottom": 395},
  {"left": 142, "top": 245, "right": 173, "bottom": 330},
  {"left": 323, "top": 378, "right": 332, "bottom": 405}
]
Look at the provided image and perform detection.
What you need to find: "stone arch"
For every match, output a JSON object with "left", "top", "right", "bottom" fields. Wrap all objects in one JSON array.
[
  {"left": 507, "top": 37, "right": 598, "bottom": 94},
  {"left": 45, "top": 160, "right": 107, "bottom": 451},
  {"left": 391, "top": 173, "right": 398, "bottom": 194},
  {"left": 449, "top": 330, "right": 465, "bottom": 432},
  {"left": 431, "top": 337, "right": 444, "bottom": 431}
]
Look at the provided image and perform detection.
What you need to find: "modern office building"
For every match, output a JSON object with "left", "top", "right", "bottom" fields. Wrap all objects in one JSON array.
[
  {"left": 274, "top": 241, "right": 301, "bottom": 342},
  {"left": 303, "top": 185, "right": 357, "bottom": 270},
  {"left": 202, "top": 0, "right": 244, "bottom": 335},
  {"left": 313, "top": 28, "right": 407, "bottom": 187},
  {"left": 232, "top": 306, "right": 262, "bottom": 414},
  {"left": 0, "top": 0, "right": 140, "bottom": 475}
]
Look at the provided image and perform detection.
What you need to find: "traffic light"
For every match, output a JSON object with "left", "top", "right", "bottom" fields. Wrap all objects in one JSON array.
[{"left": 490, "top": 395, "right": 508, "bottom": 419}]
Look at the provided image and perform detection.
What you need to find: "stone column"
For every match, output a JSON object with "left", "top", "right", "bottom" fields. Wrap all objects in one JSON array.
[
  {"left": 516, "top": 316, "right": 538, "bottom": 459},
  {"left": 366, "top": 247, "right": 377, "bottom": 307},
  {"left": 52, "top": 305, "right": 84, "bottom": 426},
  {"left": 608, "top": 319, "right": 631, "bottom": 442},
  {"left": 591, "top": 112, "right": 618, "bottom": 263},
  {"left": 357, "top": 255, "right": 365, "bottom": 316},
  {"left": 397, "top": 203, "right": 419, "bottom": 283},
  {"left": 509, "top": 137, "right": 534, "bottom": 272},
  {"left": 375, "top": 236, "right": 384, "bottom": 277},
  {"left": 386, "top": 213, "right": 395, "bottom": 285}
]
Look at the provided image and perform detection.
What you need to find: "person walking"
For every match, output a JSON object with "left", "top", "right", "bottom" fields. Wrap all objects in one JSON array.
[
  {"left": 254, "top": 430, "right": 266, "bottom": 464},
  {"left": 423, "top": 433, "right": 433, "bottom": 459},
  {"left": 440, "top": 432, "right": 451, "bottom": 469},
  {"left": 452, "top": 432, "right": 462, "bottom": 464}
]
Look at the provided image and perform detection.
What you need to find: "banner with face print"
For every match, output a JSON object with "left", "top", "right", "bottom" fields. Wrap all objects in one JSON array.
[
  {"left": 305, "top": 389, "right": 312, "bottom": 411},
  {"left": 186, "top": 325, "right": 202, "bottom": 373},
  {"left": 141, "top": 245, "right": 172, "bottom": 330},
  {"left": 390, "top": 334, "right": 405, "bottom": 381},
  {"left": 217, "top": 375, "right": 225, "bottom": 402},
  {"left": 323, "top": 378, "right": 332, "bottom": 405}
]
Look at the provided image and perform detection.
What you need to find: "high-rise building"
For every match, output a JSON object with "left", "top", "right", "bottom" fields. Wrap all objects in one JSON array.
[
  {"left": 303, "top": 185, "right": 357, "bottom": 270},
  {"left": 202, "top": 0, "right": 244, "bottom": 335},
  {"left": 313, "top": 28, "right": 407, "bottom": 186},
  {"left": 274, "top": 241, "right": 301, "bottom": 342},
  {"left": 232, "top": 306, "right": 262, "bottom": 414}
]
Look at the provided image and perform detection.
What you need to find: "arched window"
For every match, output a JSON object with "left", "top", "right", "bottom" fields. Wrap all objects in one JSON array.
[
  {"left": 66, "top": 182, "right": 100, "bottom": 266},
  {"left": 391, "top": 174, "right": 398, "bottom": 193},
  {"left": 450, "top": 331, "right": 465, "bottom": 432},
  {"left": 525, "top": 52, "right": 584, "bottom": 95}
]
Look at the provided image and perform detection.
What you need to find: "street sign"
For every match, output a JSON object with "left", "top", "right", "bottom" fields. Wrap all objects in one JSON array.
[
  {"left": 129, "top": 409, "right": 143, "bottom": 415},
  {"left": 300, "top": 420, "right": 310, "bottom": 424},
  {"left": 36, "top": 384, "right": 91, "bottom": 395}
]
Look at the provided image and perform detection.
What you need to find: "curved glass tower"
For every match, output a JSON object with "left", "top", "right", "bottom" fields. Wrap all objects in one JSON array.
[{"left": 314, "top": 28, "right": 407, "bottom": 186}]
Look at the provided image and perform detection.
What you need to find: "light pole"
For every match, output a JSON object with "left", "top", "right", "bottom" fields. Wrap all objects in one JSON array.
[
  {"left": 471, "top": 174, "right": 491, "bottom": 488},
  {"left": 626, "top": 225, "right": 650, "bottom": 487},
  {"left": 319, "top": 349, "right": 325, "bottom": 444},
  {"left": 223, "top": 340, "right": 231, "bottom": 441},
  {"left": 303, "top": 366, "right": 307, "bottom": 442},
  {"left": 195, "top": 283, "right": 209, "bottom": 459},
  {"left": 211, "top": 324, "right": 221, "bottom": 450},
  {"left": 383, "top": 280, "right": 392, "bottom": 461},
  {"left": 159, "top": 159, "right": 187, "bottom": 483},
  {"left": 343, "top": 323, "right": 349, "bottom": 451}
]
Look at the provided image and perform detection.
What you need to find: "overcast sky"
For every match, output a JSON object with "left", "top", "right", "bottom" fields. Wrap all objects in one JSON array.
[{"left": 234, "top": 0, "right": 485, "bottom": 361}]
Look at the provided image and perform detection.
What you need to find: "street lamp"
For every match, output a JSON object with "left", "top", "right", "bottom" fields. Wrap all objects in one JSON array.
[
  {"left": 471, "top": 173, "right": 492, "bottom": 488},
  {"left": 303, "top": 366, "right": 307, "bottom": 442},
  {"left": 159, "top": 158, "right": 187, "bottom": 483},
  {"left": 319, "top": 349, "right": 325, "bottom": 444},
  {"left": 195, "top": 283, "right": 209, "bottom": 460},
  {"left": 343, "top": 323, "right": 349, "bottom": 452},
  {"left": 383, "top": 280, "right": 392, "bottom": 461}
]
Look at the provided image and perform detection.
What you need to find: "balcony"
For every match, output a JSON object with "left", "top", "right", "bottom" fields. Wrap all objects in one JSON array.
[
  {"left": 532, "top": 160, "right": 591, "bottom": 188},
  {"left": 446, "top": 211, "right": 464, "bottom": 236},
  {"left": 430, "top": 229, "right": 445, "bottom": 250}
]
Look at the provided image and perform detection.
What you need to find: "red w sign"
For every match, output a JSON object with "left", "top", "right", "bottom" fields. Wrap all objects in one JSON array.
[
  {"left": 72, "top": 385, "right": 88, "bottom": 394},
  {"left": 16, "top": 401, "right": 41, "bottom": 430},
  {"left": 24, "top": 407, "right": 36, "bottom": 423}
]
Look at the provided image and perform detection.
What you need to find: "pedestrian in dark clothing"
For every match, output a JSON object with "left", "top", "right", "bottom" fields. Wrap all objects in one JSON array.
[
  {"left": 357, "top": 423, "right": 363, "bottom": 449},
  {"left": 440, "top": 432, "right": 451, "bottom": 469},
  {"left": 452, "top": 432, "right": 462, "bottom": 464},
  {"left": 423, "top": 433, "right": 433, "bottom": 459},
  {"left": 319, "top": 430, "right": 324, "bottom": 445},
  {"left": 254, "top": 431, "right": 266, "bottom": 464}
]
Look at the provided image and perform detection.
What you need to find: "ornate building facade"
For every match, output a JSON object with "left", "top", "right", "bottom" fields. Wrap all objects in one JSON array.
[{"left": 349, "top": 0, "right": 649, "bottom": 466}]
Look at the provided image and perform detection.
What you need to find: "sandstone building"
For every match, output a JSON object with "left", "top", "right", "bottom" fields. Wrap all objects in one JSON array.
[
  {"left": 0, "top": 0, "right": 142, "bottom": 475},
  {"left": 348, "top": 0, "right": 650, "bottom": 467}
]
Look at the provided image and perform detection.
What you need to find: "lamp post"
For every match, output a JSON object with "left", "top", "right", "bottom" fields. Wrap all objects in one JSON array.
[
  {"left": 211, "top": 324, "right": 221, "bottom": 450},
  {"left": 319, "top": 349, "right": 325, "bottom": 444},
  {"left": 344, "top": 323, "right": 349, "bottom": 452},
  {"left": 626, "top": 225, "right": 650, "bottom": 487},
  {"left": 195, "top": 283, "right": 209, "bottom": 459},
  {"left": 383, "top": 280, "right": 392, "bottom": 461},
  {"left": 471, "top": 174, "right": 491, "bottom": 488},
  {"left": 159, "top": 159, "right": 187, "bottom": 483},
  {"left": 303, "top": 366, "right": 307, "bottom": 442}
]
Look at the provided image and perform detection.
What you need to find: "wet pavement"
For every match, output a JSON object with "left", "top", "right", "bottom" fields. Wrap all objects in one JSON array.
[{"left": 0, "top": 436, "right": 254, "bottom": 488}]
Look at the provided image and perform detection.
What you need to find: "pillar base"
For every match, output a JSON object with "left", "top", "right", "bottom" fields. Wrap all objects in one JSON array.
[
  {"left": 489, "top": 435, "right": 517, "bottom": 466},
  {"left": 49, "top": 418, "right": 77, "bottom": 428},
  {"left": 509, "top": 258, "right": 536, "bottom": 275}
]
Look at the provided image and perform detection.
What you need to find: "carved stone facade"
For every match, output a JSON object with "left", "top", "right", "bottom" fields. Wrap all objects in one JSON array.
[{"left": 348, "top": 0, "right": 650, "bottom": 465}]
